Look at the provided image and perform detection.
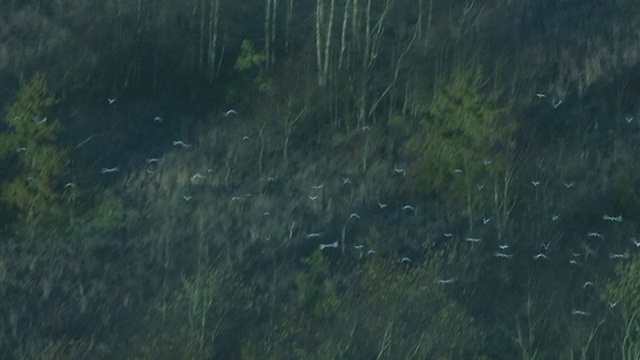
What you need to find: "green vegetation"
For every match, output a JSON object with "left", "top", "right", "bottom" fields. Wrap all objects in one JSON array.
[{"left": 0, "top": 1, "right": 640, "bottom": 359}]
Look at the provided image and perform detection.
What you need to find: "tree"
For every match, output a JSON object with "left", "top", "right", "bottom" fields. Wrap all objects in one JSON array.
[
  {"left": 410, "top": 62, "right": 515, "bottom": 234},
  {"left": 0, "top": 73, "right": 69, "bottom": 232}
]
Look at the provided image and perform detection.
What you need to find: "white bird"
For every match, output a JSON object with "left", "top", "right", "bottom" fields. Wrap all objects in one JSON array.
[
  {"left": 108, "top": 98, "right": 116, "bottom": 104},
  {"left": 465, "top": 237, "right": 482, "bottom": 243},
  {"left": 101, "top": 167, "right": 120, "bottom": 174},
  {"left": 583, "top": 281, "right": 594, "bottom": 289},
  {"left": 400, "top": 257, "right": 412, "bottom": 263},
  {"left": 173, "top": 141, "right": 191, "bottom": 148},
  {"left": 494, "top": 252, "right": 513, "bottom": 258},
  {"left": 477, "top": 184, "right": 485, "bottom": 190},
  {"left": 367, "top": 249, "right": 376, "bottom": 255},
  {"left": 312, "top": 184, "right": 324, "bottom": 190},
  {"left": 224, "top": 109, "right": 238, "bottom": 117},
  {"left": 436, "top": 278, "right": 455, "bottom": 284},
  {"left": 309, "top": 195, "right": 319, "bottom": 201},
  {"left": 231, "top": 196, "right": 241, "bottom": 201},
  {"left": 535, "top": 93, "right": 546, "bottom": 98},
  {"left": 320, "top": 241, "right": 338, "bottom": 250},
  {"left": 603, "top": 215, "right": 623, "bottom": 222},
  {"left": 444, "top": 233, "right": 453, "bottom": 238},
  {"left": 349, "top": 213, "right": 360, "bottom": 219},
  {"left": 632, "top": 238, "right": 640, "bottom": 247},
  {"left": 263, "top": 212, "right": 271, "bottom": 216},
  {"left": 564, "top": 181, "right": 575, "bottom": 188},
  {"left": 610, "top": 253, "right": 629, "bottom": 259},
  {"left": 342, "top": 177, "right": 352, "bottom": 185},
  {"left": 153, "top": 116, "right": 162, "bottom": 123},
  {"left": 483, "top": 217, "right": 491, "bottom": 225},
  {"left": 378, "top": 202, "right": 388, "bottom": 209},
  {"left": 191, "top": 173, "right": 205, "bottom": 181},
  {"left": 146, "top": 158, "right": 161, "bottom": 164},
  {"left": 402, "top": 205, "right": 415, "bottom": 211},
  {"left": 552, "top": 99, "right": 563, "bottom": 108},
  {"left": 533, "top": 253, "right": 548, "bottom": 260},
  {"left": 353, "top": 245, "right": 364, "bottom": 250},
  {"left": 625, "top": 116, "right": 634, "bottom": 123},
  {"left": 531, "top": 180, "right": 540, "bottom": 187},
  {"left": 34, "top": 117, "right": 47, "bottom": 124},
  {"left": 362, "top": 126, "right": 371, "bottom": 131},
  {"left": 242, "top": 135, "right": 250, "bottom": 141},
  {"left": 541, "top": 242, "right": 551, "bottom": 250},
  {"left": 394, "top": 168, "right": 405, "bottom": 174},
  {"left": 305, "top": 233, "right": 322, "bottom": 239},
  {"left": 498, "top": 244, "right": 509, "bottom": 250},
  {"left": 454, "top": 169, "right": 464, "bottom": 173},
  {"left": 571, "top": 309, "right": 588, "bottom": 316},
  {"left": 483, "top": 160, "right": 492, "bottom": 166},
  {"left": 183, "top": 195, "right": 192, "bottom": 201},
  {"left": 16, "top": 147, "right": 27, "bottom": 153},
  {"left": 587, "top": 232, "right": 603, "bottom": 238},
  {"left": 551, "top": 215, "right": 560, "bottom": 221},
  {"left": 607, "top": 300, "right": 618, "bottom": 308},
  {"left": 64, "top": 182, "right": 76, "bottom": 188}
]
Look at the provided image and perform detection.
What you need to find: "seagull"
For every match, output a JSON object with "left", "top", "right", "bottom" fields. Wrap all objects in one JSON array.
[
  {"left": 362, "top": 126, "right": 371, "bottom": 131},
  {"left": 108, "top": 98, "right": 116, "bottom": 104},
  {"left": 436, "top": 278, "right": 455, "bottom": 284},
  {"left": 533, "top": 253, "right": 548, "bottom": 260},
  {"left": 494, "top": 252, "right": 513, "bottom": 258},
  {"left": 349, "top": 213, "right": 360, "bottom": 219},
  {"left": 498, "top": 244, "right": 509, "bottom": 250},
  {"left": 444, "top": 233, "right": 453, "bottom": 238},
  {"left": 610, "top": 253, "right": 629, "bottom": 259},
  {"left": 541, "top": 242, "right": 551, "bottom": 250},
  {"left": 603, "top": 215, "right": 623, "bottom": 222},
  {"left": 153, "top": 116, "right": 162, "bottom": 123},
  {"left": 191, "top": 172, "right": 205, "bottom": 181},
  {"left": 552, "top": 99, "right": 563, "bottom": 108},
  {"left": 571, "top": 309, "right": 588, "bottom": 316},
  {"left": 367, "top": 249, "right": 376, "bottom": 255},
  {"left": 309, "top": 196, "right": 319, "bottom": 201},
  {"left": 394, "top": 168, "right": 405, "bottom": 174},
  {"left": 477, "top": 184, "right": 485, "bottom": 190},
  {"left": 465, "top": 237, "right": 482, "bottom": 243},
  {"left": 551, "top": 215, "right": 560, "bottom": 221},
  {"left": 607, "top": 300, "right": 618, "bottom": 308},
  {"left": 342, "top": 177, "right": 352, "bottom": 185},
  {"left": 632, "top": 238, "right": 640, "bottom": 247},
  {"left": 400, "top": 257, "right": 412, "bottom": 263},
  {"left": 625, "top": 116, "right": 634, "bottom": 123},
  {"left": 312, "top": 184, "right": 324, "bottom": 190},
  {"left": 378, "top": 202, "right": 388, "bottom": 209},
  {"left": 101, "top": 167, "right": 120, "bottom": 174},
  {"left": 483, "top": 160, "right": 492, "bottom": 166},
  {"left": 242, "top": 135, "right": 250, "bottom": 141},
  {"left": 16, "top": 147, "right": 27, "bottom": 153},
  {"left": 320, "top": 241, "right": 338, "bottom": 250},
  {"left": 454, "top": 169, "right": 464, "bottom": 173},
  {"left": 535, "top": 93, "right": 546, "bottom": 98},
  {"left": 173, "top": 141, "right": 191, "bottom": 148},
  {"left": 146, "top": 158, "right": 161, "bottom": 164},
  {"left": 305, "top": 233, "right": 322, "bottom": 239},
  {"left": 483, "top": 217, "right": 491, "bottom": 225},
  {"left": 34, "top": 117, "right": 47, "bottom": 124},
  {"left": 583, "top": 281, "right": 594, "bottom": 289},
  {"left": 353, "top": 245, "right": 364, "bottom": 250},
  {"left": 64, "top": 182, "right": 76, "bottom": 188},
  {"left": 183, "top": 195, "right": 192, "bottom": 201},
  {"left": 263, "top": 212, "right": 271, "bottom": 216},
  {"left": 531, "top": 180, "right": 540, "bottom": 187},
  {"left": 564, "top": 181, "right": 575, "bottom": 188},
  {"left": 402, "top": 205, "right": 415, "bottom": 211},
  {"left": 587, "top": 232, "right": 603, "bottom": 238},
  {"left": 224, "top": 109, "right": 238, "bottom": 117},
  {"left": 231, "top": 196, "right": 241, "bottom": 201}
]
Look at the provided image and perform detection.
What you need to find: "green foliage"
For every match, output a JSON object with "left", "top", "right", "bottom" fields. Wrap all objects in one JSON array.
[
  {"left": 410, "top": 63, "right": 514, "bottom": 197},
  {"left": 0, "top": 73, "right": 68, "bottom": 228},
  {"left": 234, "top": 39, "right": 266, "bottom": 72}
]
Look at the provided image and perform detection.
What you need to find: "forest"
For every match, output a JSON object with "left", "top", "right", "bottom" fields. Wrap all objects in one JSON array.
[{"left": 1, "top": 0, "right": 640, "bottom": 359}]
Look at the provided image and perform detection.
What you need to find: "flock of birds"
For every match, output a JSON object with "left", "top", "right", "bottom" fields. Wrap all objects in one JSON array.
[{"left": 51, "top": 97, "right": 640, "bottom": 318}]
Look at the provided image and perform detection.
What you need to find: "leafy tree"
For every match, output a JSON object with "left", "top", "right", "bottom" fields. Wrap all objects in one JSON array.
[
  {"left": 410, "top": 62, "right": 515, "bottom": 233},
  {"left": 0, "top": 73, "right": 69, "bottom": 232}
]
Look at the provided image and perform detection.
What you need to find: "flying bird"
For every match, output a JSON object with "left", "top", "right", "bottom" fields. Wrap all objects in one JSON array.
[
  {"left": 320, "top": 241, "right": 338, "bottom": 250},
  {"left": 101, "top": 167, "right": 120, "bottom": 174},
  {"left": 173, "top": 141, "right": 192, "bottom": 148},
  {"left": 108, "top": 98, "right": 116, "bottom": 104},
  {"left": 224, "top": 109, "right": 238, "bottom": 117}
]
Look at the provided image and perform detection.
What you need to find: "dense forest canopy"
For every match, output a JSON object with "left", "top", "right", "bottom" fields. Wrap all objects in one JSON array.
[{"left": 1, "top": 0, "right": 640, "bottom": 359}]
